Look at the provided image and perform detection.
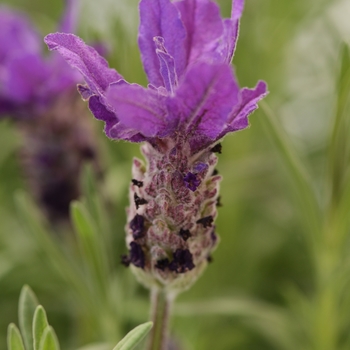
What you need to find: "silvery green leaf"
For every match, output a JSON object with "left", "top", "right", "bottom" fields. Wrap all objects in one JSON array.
[
  {"left": 33, "top": 306, "right": 49, "bottom": 350},
  {"left": 113, "top": 322, "right": 153, "bottom": 350},
  {"left": 19, "top": 285, "right": 39, "bottom": 350},
  {"left": 38, "top": 327, "right": 60, "bottom": 350},
  {"left": 7, "top": 324, "right": 25, "bottom": 350}
]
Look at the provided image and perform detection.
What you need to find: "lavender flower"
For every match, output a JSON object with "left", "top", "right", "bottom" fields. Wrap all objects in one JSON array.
[
  {"left": 45, "top": 0, "right": 267, "bottom": 292},
  {"left": 0, "top": 1, "right": 80, "bottom": 119},
  {"left": 0, "top": 1, "right": 101, "bottom": 223}
]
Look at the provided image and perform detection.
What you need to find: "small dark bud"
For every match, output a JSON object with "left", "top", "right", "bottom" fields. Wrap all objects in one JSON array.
[
  {"left": 212, "top": 168, "right": 219, "bottom": 176},
  {"left": 169, "top": 249, "right": 195, "bottom": 273},
  {"left": 207, "top": 255, "right": 213, "bottom": 263},
  {"left": 121, "top": 255, "right": 130, "bottom": 267},
  {"left": 132, "top": 179, "right": 143, "bottom": 187},
  {"left": 210, "top": 143, "right": 222, "bottom": 154},
  {"left": 130, "top": 214, "right": 145, "bottom": 239},
  {"left": 129, "top": 242, "right": 145, "bottom": 269},
  {"left": 155, "top": 258, "right": 170, "bottom": 271},
  {"left": 179, "top": 228, "right": 191, "bottom": 241},
  {"left": 196, "top": 215, "right": 214, "bottom": 228},
  {"left": 216, "top": 195, "right": 222, "bottom": 207},
  {"left": 134, "top": 193, "right": 148, "bottom": 209}
]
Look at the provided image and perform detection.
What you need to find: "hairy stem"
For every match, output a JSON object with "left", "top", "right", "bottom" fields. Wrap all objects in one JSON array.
[{"left": 147, "top": 289, "right": 172, "bottom": 350}]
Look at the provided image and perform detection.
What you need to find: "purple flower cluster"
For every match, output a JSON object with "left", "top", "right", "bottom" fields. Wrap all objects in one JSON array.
[
  {"left": 45, "top": 0, "right": 267, "bottom": 291},
  {"left": 0, "top": 0, "right": 80, "bottom": 119}
]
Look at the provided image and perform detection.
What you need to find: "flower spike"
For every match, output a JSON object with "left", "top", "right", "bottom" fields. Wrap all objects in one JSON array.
[{"left": 45, "top": 0, "right": 268, "bottom": 292}]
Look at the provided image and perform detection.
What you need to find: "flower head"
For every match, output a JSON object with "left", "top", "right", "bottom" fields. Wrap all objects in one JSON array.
[
  {"left": 45, "top": 0, "right": 267, "bottom": 153},
  {"left": 45, "top": 0, "right": 267, "bottom": 292}
]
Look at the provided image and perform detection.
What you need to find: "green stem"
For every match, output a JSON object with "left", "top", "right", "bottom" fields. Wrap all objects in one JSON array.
[{"left": 147, "top": 289, "right": 172, "bottom": 350}]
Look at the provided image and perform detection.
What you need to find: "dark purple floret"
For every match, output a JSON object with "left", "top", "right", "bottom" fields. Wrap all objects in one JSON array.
[
  {"left": 155, "top": 258, "right": 170, "bottom": 271},
  {"left": 183, "top": 172, "right": 201, "bottom": 192},
  {"left": 121, "top": 254, "right": 130, "bottom": 267},
  {"left": 179, "top": 228, "right": 191, "bottom": 241},
  {"left": 210, "top": 143, "right": 222, "bottom": 154},
  {"left": 132, "top": 179, "right": 143, "bottom": 187},
  {"left": 169, "top": 249, "right": 195, "bottom": 273},
  {"left": 216, "top": 196, "right": 222, "bottom": 207},
  {"left": 129, "top": 241, "right": 145, "bottom": 269},
  {"left": 212, "top": 169, "right": 219, "bottom": 176},
  {"left": 196, "top": 216, "right": 214, "bottom": 228},
  {"left": 134, "top": 193, "right": 148, "bottom": 209},
  {"left": 207, "top": 255, "right": 213, "bottom": 263},
  {"left": 130, "top": 214, "right": 145, "bottom": 239}
]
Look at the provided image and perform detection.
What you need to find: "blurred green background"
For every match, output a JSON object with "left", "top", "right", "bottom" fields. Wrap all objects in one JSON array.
[{"left": 1, "top": 0, "right": 350, "bottom": 349}]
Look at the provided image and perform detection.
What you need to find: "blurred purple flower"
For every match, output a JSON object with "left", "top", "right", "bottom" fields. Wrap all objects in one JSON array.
[
  {"left": 0, "top": 1, "right": 102, "bottom": 224},
  {"left": 0, "top": 0, "right": 80, "bottom": 119},
  {"left": 45, "top": 0, "right": 267, "bottom": 153}
]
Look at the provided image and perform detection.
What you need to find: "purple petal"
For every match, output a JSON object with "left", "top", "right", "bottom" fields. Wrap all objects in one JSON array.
[
  {"left": 218, "top": 80, "right": 268, "bottom": 139},
  {"left": 89, "top": 95, "right": 147, "bottom": 142},
  {"left": 88, "top": 95, "right": 118, "bottom": 133},
  {"left": 44, "top": 33, "right": 122, "bottom": 97},
  {"left": 59, "top": 0, "right": 80, "bottom": 33},
  {"left": 154, "top": 36, "right": 178, "bottom": 94},
  {"left": 223, "top": 0, "right": 245, "bottom": 63},
  {"left": 175, "top": 0, "right": 224, "bottom": 66},
  {"left": 166, "top": 62, "right": 240, "bottom": 140},
  {"left": 106, "top": 82, "right": 168, "bottom": 138},
  {"left": 0, "top": 7, "right": 41, "bottom": 62},
  {"left": 232, "top": 0, "right": 245, "bottom": 20},
  {"left": 138, "top": 0, "right": 186, "bottom": 87},
  {"left": 2, "top": 53, "right": 48, "bottom": 104}
]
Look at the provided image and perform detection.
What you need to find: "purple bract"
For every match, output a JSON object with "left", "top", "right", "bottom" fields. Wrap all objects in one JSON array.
[
  {"left": 0, "top": 0, "right": 81, "bottom": 119},
  {"left": 45, "top": 0, "right": 268, "bottom": 153}
]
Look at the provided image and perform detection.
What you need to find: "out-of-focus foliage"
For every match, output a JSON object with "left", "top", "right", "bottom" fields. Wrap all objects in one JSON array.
[
  {"left": 7, "top": 286, "right": 152, "bottom": 350},
  {"left": 0, "top": 0, "right": 350, "bottom": 349}
]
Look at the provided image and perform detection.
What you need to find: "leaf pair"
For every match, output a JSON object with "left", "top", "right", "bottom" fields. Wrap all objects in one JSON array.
[
  {"left": 7, "top": 285, "right": 152, "bottom": 350},
  {"left": 7, "top": 286, "right": 60, "bottom": 350}
]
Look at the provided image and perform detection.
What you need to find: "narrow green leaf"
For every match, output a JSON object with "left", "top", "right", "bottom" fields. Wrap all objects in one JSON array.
[
  {"left": 328, "top": 43, "right": 350, "bottom": 208},
  {"left": 113, "top": 322, "right": 153, "bottom": 350},
  {"left": 33, "top": 306, "right": 49, "bottom": 350},
  {"left": 70, "top": 201, "right": 108, "bottom": 295},
  {"left": 259, "top": 101, "right": 322, "bottom": 255},
  {"left": 39, "top": 327, "right": 60, "bottom": 350},
  {"left": 7, "top": 324, "right": 25, "bottom": 350},
  {"left": 19, "top": 285, "right": 39, "bottom": 350}
]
